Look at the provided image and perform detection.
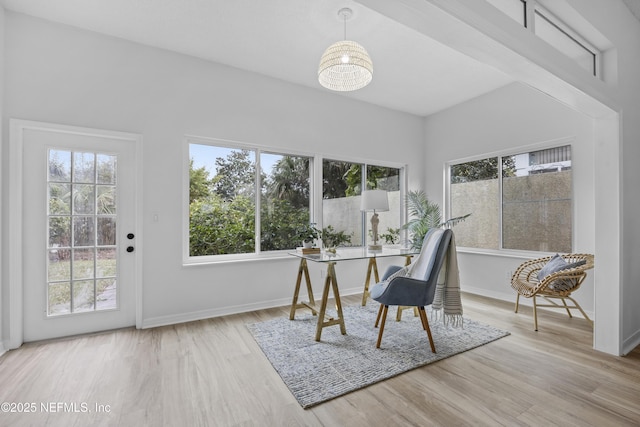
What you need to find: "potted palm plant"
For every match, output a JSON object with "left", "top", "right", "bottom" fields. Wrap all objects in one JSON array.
[{"left": 403, "top": 190, "right": 470, "bottom": 250}]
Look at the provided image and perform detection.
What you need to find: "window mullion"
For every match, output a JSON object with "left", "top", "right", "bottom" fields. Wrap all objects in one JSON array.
[
  {"left": 361, "top": 164, "right": 367, "bottom": 246},
  {"left": 498, "top": 156, "right": 504, "bottom": 250},
  {"left": 311, "top": 155, "right": 320, "bottom": 228},
  {"left": 525, "top": 0, "right": 536, "bottom": 32},
  {"left": 254, "top": 149, "right": 261, "bottom": 254}
]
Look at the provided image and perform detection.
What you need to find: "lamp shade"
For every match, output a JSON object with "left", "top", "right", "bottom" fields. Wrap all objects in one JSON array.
[
  {"left": 360, "top": 190, "right": 389, "bottom": 212},
  {"left": 318, "top": 40, "right": 373, "bottom": 92}
]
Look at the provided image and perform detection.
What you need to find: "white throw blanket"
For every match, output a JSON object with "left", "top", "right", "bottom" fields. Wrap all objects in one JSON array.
[
  {"left": 431, "top": 232, "right": 463, "bottom": 327},
  {"left": 380, "top": 229, "right": 463, "bottom": 326}
]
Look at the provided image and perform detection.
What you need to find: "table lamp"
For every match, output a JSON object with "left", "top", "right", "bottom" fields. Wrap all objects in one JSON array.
[{"left": 361, "top": 190, "right": 389, "bottom": 250}]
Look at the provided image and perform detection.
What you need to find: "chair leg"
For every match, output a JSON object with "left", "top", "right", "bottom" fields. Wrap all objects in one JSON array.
[
  {"left": 375, "top": 305, "right": 389, "bottom": 348},
  {"left": 560, "top": 298, "right": 573, "bottom": 318},
  {"left": 375, "top": 304, "right": 384, "bottom": 328},
  {"left": 515, "top": 293, "right": 520, "bottom": 313},
  {"left": 565, "top": 296, "right": 594, "bottom": 327},
  {"left": 418, "top": 307, "right": 436, "bottom": 353},
  {"left": 533, "top": 295, "right": 539, "bottom": 331}
]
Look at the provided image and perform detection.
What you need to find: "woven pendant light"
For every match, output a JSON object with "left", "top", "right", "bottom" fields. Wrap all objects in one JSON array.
[{"left": 318, "top": 8, "right": 373, "bottom": 92}]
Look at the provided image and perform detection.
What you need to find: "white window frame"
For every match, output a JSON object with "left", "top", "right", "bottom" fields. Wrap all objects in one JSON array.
[
  {"left": 320, "top": 155, "right": 407, "bottom": 248},
  {"left": 182, "top": 135, "right": 316, "bottom": 264},
  {"left": 487, "top": 0, "right": 601, "bottom": 77},
  {"left": 531, "top": 4, "right": 600, "bottom": 77},
  {"left": 182, "top": 136, "right": 407, "bottom": 265},
  {"left": 445, "top": 137, "right": 575, "bottom": 258}
]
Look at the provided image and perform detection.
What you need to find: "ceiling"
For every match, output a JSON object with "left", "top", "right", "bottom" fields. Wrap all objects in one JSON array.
[
  {"left": 0, "top": 0, "right": 521, "bottom": 116},
  {"left": 622, "top": 0, "right": 640, "bottom": 21}
]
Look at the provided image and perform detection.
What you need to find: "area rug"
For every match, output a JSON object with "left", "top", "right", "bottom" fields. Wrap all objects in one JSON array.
[{"left": 247, "top": 303, "right": 510, "bottom": 408}]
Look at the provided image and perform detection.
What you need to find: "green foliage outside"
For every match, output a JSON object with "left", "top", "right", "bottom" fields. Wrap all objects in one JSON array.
[
  {"left": 323, "top": 161, "right": 400, "bottom": 198},
  {"left": 450, "top": 157, "right": 515, "bottom": 184},
  {"left": 48, "top": 258, "right": 116, "bottom": 311},
  {"left": 190, "top": 150, "right": 314, "bottom": 256},
  {"left": 190, "top": 149, "right": 399, "bottom": 256},
  {"left": 190, "top": 195, "right": 256, "bottom": 255},
  {"left": 322, "top": 225, "right": 353, "bottom": 248}
]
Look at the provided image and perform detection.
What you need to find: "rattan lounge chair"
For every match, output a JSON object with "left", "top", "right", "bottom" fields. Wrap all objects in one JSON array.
[{"left": 511, "top": 253, "right": 594, "bottom": 331}]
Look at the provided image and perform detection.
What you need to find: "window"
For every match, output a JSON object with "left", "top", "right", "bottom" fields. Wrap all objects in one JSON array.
[
  {"left": 533, "top": 9, "right": 597, "bottom": 76},
  {"left": 47, "top": 149, "right": 118, "bottom": 315},
  {"left": 186, "top": 137, "right": 405, "bottom": 261},
  {"left": 188, "top": 140, "right": 311, "bottom": 258},
  {"left": 261, "top": 153, "right": 311, "bottom": 251},
  {"left": 485, "top": 0, "right": 599, "bottom": 76},
  {"left": 322, "top": 160, "right": 402, "bottom": 247},
  {"left": 449, "top": 144, "right": 572, "bottom": 253},
  {"left": 322, "top": 159, "right": 362, "bottom": 247}
]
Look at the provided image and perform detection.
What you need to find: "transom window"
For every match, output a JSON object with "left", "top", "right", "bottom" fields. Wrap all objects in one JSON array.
[
  {"left": 485, "top": 0, "right": 600, "bottom": 76},
  {"left": 448, "top": 143, "right": 572, "bottom": 253}
]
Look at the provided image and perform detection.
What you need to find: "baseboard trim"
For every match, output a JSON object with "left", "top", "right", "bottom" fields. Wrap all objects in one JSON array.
[
  {"left": 461, "top": 285, "right": 594, "bottom": 319},
  {"left": 622, "top": 328, "right": 640, "bottom": 356},
  {"left": 141, "top": 285, "right": 596, "bottom": 330},
  {"left": 141, "top": 286, "right": 363, "bottom": 329}
]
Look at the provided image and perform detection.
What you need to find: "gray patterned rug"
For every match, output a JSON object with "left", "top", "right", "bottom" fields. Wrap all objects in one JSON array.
[{"left": 247, "top": 303, "right": 510, "bottom": 408}]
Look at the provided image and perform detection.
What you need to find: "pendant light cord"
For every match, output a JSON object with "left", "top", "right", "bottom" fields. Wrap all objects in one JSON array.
[{"left": 343, "top": 12, "right": 347, "bottom": 40}]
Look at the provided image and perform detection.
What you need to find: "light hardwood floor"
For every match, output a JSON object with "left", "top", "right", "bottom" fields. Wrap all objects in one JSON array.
[{"left": 1, "top": 293, "right": 639, "bottom": 426}]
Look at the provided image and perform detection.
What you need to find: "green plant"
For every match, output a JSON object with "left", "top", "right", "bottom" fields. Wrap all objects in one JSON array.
[
  {"left": 379, "top": 227, "right": 400, "bottom": 245},
  {"left": 322, "top": 225, "right": 353, "bottom": 248},
  {"left": 403, "top": 190, "right": 470, "bottom": 250},
  {"left": 296, "top": 223, "right": 321, "bottom": 245}
]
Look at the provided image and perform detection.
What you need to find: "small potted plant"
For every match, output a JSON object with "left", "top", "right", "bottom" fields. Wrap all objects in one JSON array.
[
  {"left": 379, "top": 227, "right": 400, "bottom": 246},
  {"left": 322, "top": 225, "right": 353, "bottom": 253},
  {"left": 297, "top": 223, "right": 321, "bottom": 248}
]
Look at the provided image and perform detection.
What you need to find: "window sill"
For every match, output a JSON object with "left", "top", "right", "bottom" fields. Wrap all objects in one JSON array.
[
  {"left": 182, "top": 250, "right": 304, "bottom": 267},
  {"left": 456, "top": 246, "right": 558, "bottom": 260}
]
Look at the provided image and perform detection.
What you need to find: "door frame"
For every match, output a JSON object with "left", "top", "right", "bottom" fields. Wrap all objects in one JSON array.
[{"left": 8, "top": 119, "right": 143, "bottom": 349}]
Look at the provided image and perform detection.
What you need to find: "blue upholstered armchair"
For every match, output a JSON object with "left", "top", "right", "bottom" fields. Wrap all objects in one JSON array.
[{"left": 370, "top": 228, "right": 453, "bottom": 353}]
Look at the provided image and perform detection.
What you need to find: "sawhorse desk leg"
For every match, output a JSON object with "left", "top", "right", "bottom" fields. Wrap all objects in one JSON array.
[
  {"left": 289, "top": 258, "right": 317, "bottom": 319},
  {"left": 315, "top": 262, "right": 347, "bottom": 341},
  {"left": 289, "top": 259, "right": 347, "bottom": 342},
  {"left": 361, "top": 258, "right": 380, "bottom": 306}
]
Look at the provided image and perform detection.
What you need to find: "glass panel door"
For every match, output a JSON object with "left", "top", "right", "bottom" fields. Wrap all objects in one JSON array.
[{"left": 47, "top": 149, "right": 119, "bottom": 315}]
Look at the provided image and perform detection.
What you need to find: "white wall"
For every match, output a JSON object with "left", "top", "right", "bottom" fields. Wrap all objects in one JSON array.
[
  {"left": 423, "top": 82, "right": 596, "bottom": 312},
  {"left": 2, "top": 12, "right": 425, "bottom": 331},
  {"left": 0, "top": 6, "right": 5, "bottom": 355},
  {"left": 566, "top": 0, "right": 640, "bottom": 357}
]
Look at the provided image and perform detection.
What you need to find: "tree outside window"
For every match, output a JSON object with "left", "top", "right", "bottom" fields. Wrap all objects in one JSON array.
[
  {"left": 188, "top": 140, "right": 404, "bottom": 258},
  {"left": 188, "top": 144, "right": 311, "bottom": 256},
  {"left": 322, "top": 160, "right": 401, "bottom": 247}
]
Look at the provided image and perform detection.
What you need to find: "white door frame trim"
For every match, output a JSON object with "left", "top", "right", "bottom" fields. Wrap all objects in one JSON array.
[{"left": 8, "top": 119, "right": 143, "bottom": 349}]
